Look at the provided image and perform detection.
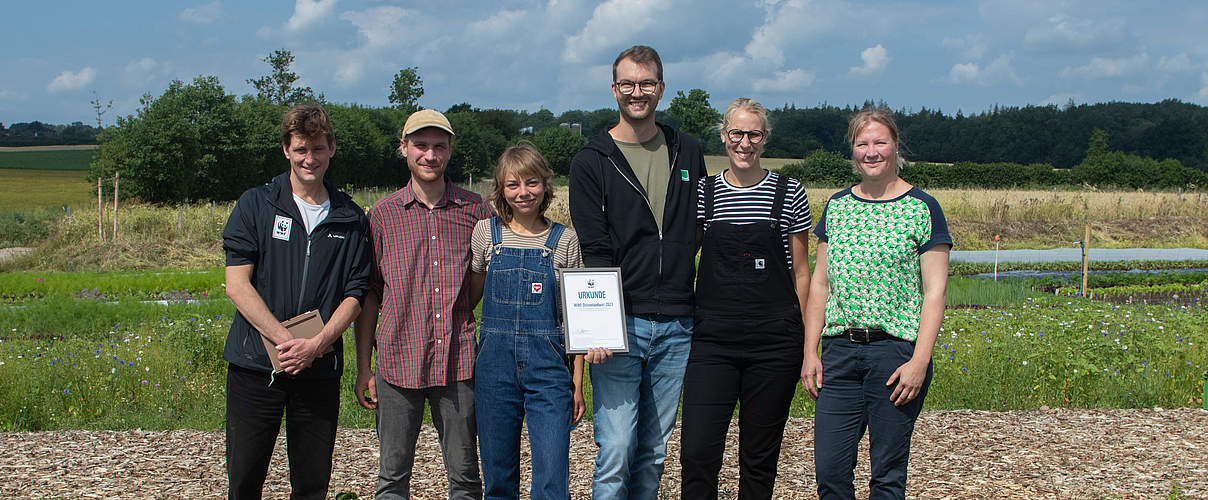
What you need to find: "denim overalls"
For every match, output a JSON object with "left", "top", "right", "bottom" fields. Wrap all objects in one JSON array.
[{"left": 474, "top": 217, "right": 573, "bottom": 500}]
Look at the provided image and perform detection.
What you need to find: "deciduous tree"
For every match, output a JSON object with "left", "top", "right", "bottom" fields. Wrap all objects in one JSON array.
[
  {"left": 388, "top": 67, "right": 423, "bottom": 113},
  {"left": 531, "top": 126, "right": 586, "bottom": 176},
  {"left": 666, "top": 89, "right": 721, "bottom": 143},
  {"left": 247, "top": 49, "right": 319, "bottom": 106}
]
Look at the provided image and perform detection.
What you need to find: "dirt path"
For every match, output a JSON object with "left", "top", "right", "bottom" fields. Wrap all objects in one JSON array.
[{"left": 1, "top": 408, "right": 1205, "bottom": 498}]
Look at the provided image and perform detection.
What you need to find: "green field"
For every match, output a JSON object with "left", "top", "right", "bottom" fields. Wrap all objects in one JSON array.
[
  {"left": 0, "top": 147, "right": 95, "bottom": 171},
  {"left": 704, "top": 155, "right": 800, "bottom": 175},
  {"left": 0, "top": 169, "right": 94, "bottom": 211}
]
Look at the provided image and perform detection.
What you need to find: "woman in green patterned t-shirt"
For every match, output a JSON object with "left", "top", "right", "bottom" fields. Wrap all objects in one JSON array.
[{"left": 802, "top": 108, "right": 952, "bottom": 500}]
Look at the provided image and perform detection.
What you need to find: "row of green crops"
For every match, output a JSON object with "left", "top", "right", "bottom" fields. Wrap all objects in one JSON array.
[
  {"left": 1055, "top": 281, "right": 1208, "bottom": 298},
  {"left": 949, "top": 259, "right": 1208, "bottom": 276},
  {"left": 0, "top": 269, "right": 224, "bottom": 302}
]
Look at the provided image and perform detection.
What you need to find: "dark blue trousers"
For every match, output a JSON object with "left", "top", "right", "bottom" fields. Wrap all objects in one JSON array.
[{"left": 814, "top": 336, "right": 931, "bottom": 500}]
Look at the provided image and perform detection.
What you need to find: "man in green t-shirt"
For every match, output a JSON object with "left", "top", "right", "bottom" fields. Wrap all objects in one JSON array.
[{"left": 568, "top": 45, "right": 708, "bottom": 499}]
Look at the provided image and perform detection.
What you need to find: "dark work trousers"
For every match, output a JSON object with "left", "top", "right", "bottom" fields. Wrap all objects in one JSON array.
[
  {"left": 225, "top": 363, "right": 340, "bottom": 500},
  {"left": 813, "top": 336, "right": 932, "bottom": 500},
  {"left": 682, "top": 173, "right": 803, "bottom": 499},
  {"left": 680, "top": 316, "right": 803, "bottom": 500}
]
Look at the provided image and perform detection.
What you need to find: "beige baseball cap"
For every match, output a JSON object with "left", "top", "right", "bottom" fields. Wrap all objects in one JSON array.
[{"left": 402, "top": 109, "right": 455, "bottom": 137}]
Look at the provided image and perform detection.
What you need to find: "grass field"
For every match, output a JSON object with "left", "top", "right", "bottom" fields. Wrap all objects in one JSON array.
[
  {"left": 0, "top": 169, "right": 94, "bottom": 210},
  {"left": 0, "top": 147, "right": 95, "bottom": 171},
  {"left": 704, "top": 155, "right": 798, "bottom": 175}
]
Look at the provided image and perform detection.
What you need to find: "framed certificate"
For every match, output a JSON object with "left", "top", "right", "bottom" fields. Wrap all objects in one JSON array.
[{"left": 558, "top": 267, "right": 628, "bottom": 354}]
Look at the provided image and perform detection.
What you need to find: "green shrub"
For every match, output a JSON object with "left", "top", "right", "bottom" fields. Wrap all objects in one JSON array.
[{"left": 0, "top": 208, "right": 61, "bottom": 247}]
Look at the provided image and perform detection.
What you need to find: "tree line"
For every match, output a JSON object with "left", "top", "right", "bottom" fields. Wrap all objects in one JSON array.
[
  {"left": 80, "top": 49, "right": 1208, "bottom": 202},
  {"left": 764, "top": 99, "right": 1208, "bottom": 172},
  {"left": 0, "top": 121, "right": 101, "bottom": 146}
]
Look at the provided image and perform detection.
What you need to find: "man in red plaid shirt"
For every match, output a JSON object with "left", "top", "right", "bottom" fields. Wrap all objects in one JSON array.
[{"left": 354, "top": 109, "right": 491, "bottom": 499}]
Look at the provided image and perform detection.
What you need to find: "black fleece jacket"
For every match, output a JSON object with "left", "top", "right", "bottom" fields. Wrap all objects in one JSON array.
[
  {"left": 568, "top": 123, "right": 707, "bottom": 317},
  {"left": 221, "top": 172, "right": 371, "bottom": 377}
]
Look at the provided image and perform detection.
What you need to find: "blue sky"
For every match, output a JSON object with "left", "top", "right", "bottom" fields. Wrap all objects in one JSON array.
[{"left": 5, "top": 0, "right": 1208, "bottom": 126}]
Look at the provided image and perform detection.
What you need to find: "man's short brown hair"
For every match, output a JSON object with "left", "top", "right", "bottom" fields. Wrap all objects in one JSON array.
[
  {"left": 612, "top": 45, "right": 663, "bottom": 82},
  {"left": 281, "top": 104, "right": 335, "bottom": 147}
]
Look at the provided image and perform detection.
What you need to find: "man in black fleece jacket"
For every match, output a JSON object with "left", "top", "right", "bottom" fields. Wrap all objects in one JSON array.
[
  {"left": 221, "top": 105, "right": 370, "bottom": 499},
  {"left": 568, "top": 45, "right": 707, "bottom": 499}
]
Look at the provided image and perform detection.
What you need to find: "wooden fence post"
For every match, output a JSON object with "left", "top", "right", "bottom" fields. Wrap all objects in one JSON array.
[
  {"left": 1081, "top": 224, "right": 1090, "bottom": 297},
  {"left": 98, "top": 178, "right": 103, "bottom": 240},
  {"left": 113, "top": 171, "right": 119, "bottom": 242}
]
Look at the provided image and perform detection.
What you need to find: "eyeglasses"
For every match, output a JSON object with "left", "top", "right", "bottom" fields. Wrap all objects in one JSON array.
[
  {"left": 614, "top": 80, "right": 661, "bottom": 95},
  {"left": 725, "top": 129, "right": 766, "bottom": 144}
]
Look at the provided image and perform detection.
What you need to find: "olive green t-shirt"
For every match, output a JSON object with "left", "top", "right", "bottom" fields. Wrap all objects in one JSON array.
[{"left": 614, "top": 129, "right": 669, "bottom": 233}]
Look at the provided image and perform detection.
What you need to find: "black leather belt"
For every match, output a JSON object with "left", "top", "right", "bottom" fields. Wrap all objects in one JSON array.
[{"left": 842, "top": 327, "right": 891, "bottom": 344}]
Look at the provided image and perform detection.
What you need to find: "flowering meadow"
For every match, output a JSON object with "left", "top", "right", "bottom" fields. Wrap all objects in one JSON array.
[{"left": 0, "top": 270, "right": 1204, "bottom": 431}]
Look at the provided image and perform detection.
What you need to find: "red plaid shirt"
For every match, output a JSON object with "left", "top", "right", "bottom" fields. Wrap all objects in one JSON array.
[{"left": 368, "top": 181, "right": 492, "bottom": 389}]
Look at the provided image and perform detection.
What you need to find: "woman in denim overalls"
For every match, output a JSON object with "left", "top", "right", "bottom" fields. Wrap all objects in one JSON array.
[{"left": 468, "top": 144, "right": 587, "bottom": 499}]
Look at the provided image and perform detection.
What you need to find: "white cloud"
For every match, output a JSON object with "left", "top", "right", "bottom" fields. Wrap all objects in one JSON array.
[
  {"left": 47, "top": 67, "right": 96, "bottom": 93},
  {"left": 753, "top": 68, "right": 815, "bottom": 92},
  {"left": 1059, "top": 53, "right": 1148, "bottom": 79},
  {"left": 743, "top": 0, "right": 869, "bottom": 67},
  {"left": 340, "top": 6, "right": 413, "bottom": 48},
  {"left": 947, "top": 55, "right": 1021, "bottom": 86},
  {"left": 470, "top": 9, "right": 525, "bottom": 36},
  {"left": 1023, "top": 13, "right": 1126, "bottom": 50},
  {"left": 1156, "top": 53, "right": 1194, "bottom": 74},
  {"left": 179, "top": 1, "right": 222, "bottom": 24},
  {"left": 0, "top": 89, "right": 27, "bottom": 101},
  {"left": 126, "top": 57, "right": 157, "bottom": 74},
  {"left": 562, "top": 0, "right": 674, "bottom": 64},
  {"left": 285, "top": 0, "right": 337, "bottom": 33},
  {"left": 849, "top": 44, "right": 888, "bottom": 75},
  {"left": 123, "top": 57, "right": 173, "bottom": 87},
  {"left": 942, "top": 33, "right": 987, "bottom": 60},
  {"left": 334, "top": 60, "right": 365, "bottom": 87},
  {"left": 1199, "top": 72, "right": 1208, "bottom": 99}
]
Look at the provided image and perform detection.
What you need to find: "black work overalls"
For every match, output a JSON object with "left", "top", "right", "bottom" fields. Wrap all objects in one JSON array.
[{"left": 680, "top": 172, "right": 805, "bottom": 500}]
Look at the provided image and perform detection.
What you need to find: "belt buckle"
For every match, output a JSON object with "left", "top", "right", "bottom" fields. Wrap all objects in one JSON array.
[{"left": 848, "top": 327, "right": 871, "bottom": 344}]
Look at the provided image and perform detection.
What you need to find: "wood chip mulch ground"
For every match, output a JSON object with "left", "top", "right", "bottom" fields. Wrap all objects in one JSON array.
[{"left": 2, "top": 408, "right": 1205, "bottom": 499}]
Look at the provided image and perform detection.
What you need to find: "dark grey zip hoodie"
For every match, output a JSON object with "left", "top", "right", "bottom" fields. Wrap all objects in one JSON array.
[{"left": 568, "top": 123, "right": 706, "bottom": 317}]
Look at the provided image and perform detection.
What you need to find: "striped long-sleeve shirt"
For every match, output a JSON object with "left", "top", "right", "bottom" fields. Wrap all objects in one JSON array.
[{"left": 697, "top": 170, "right": 812, "bottom": 266}]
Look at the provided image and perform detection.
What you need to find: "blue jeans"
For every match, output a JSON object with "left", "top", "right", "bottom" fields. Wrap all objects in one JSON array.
[
  {"left": 590, "top": 314, "right": 693, "bottom": 499},
  {"left": 475, "top": 332, "right": 572, "bottom": 500},
  {"left": 814, "top": 336, "right": 932, "bottom": 500}
]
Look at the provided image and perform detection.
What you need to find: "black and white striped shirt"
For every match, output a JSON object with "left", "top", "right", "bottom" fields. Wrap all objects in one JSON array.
[{"left": 696, "top": 170, "right": 812, "bottom": 266}]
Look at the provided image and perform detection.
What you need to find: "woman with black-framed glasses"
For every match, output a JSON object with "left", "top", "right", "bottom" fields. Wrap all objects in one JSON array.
[{"left": 679, "top": 97, "right": 813, "bottom": 499}]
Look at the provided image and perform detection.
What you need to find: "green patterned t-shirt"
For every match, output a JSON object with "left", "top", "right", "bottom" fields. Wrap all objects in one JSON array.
[{"left": 813, "top": 187, "right": 951, "bottom": 341}]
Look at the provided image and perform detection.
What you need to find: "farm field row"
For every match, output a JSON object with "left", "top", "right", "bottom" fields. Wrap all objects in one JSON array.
[{"left": 0, "top": 148, "right": 94, "bottom": 171}]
